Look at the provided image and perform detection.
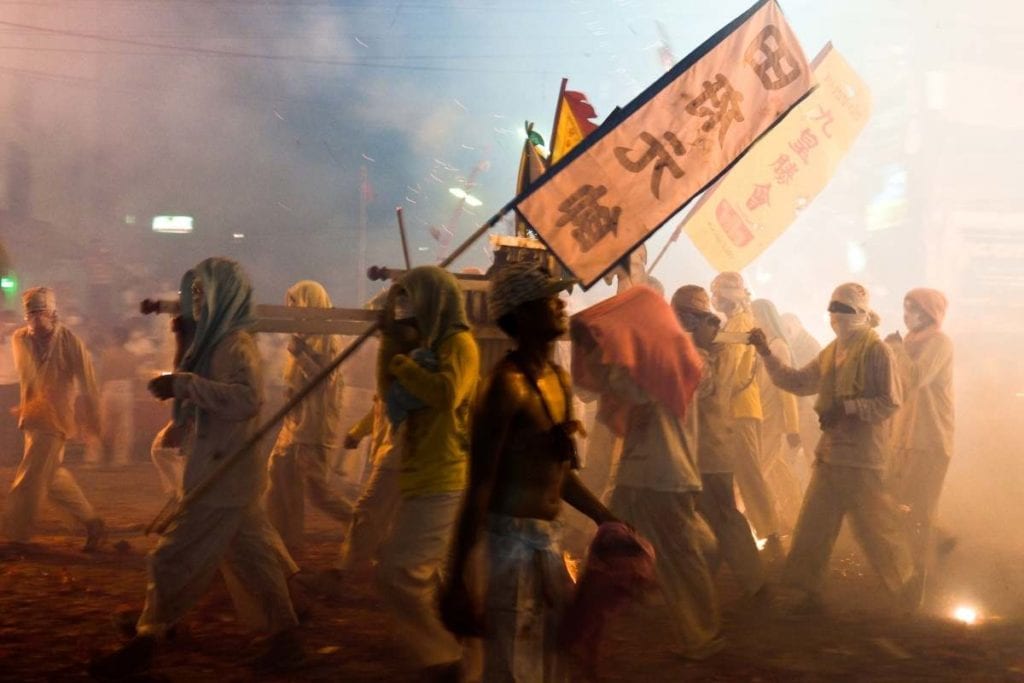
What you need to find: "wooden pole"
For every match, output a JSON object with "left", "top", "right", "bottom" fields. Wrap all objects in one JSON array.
[{"left": 396, "top": 206, "right": 412, "bottom": 270}]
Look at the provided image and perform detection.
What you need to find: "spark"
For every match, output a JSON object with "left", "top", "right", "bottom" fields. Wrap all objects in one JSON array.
[
  {"left": 354, "top": 37, "right": 369, "bottom": 48},
  {"left": 563, "top": 552, "right": 580, "bottom": 584},
  {"left": 952, "top": 605, "right": 979, "bottom": 625},
  {"left": 361, "top": 153, "right": 375, "bottom": 163}
]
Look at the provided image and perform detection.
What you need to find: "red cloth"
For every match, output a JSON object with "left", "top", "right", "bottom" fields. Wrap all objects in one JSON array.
[
  {"left": 904, "top": 288, "right": 948, "bottom": 358},
  {"left": 570, "top": 286, "right": 703, "bottom": 435},
  {"left": 561, "top": 522, "right": 657, "bottom": 675}
]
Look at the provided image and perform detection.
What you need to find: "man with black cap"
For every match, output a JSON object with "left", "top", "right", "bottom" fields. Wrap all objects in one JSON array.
[
  {"left": 1, "top": 286, "right": 106, "bottom": 551},
  {"left": 442, "top": 263, "right": 615, "bottom": 682}
]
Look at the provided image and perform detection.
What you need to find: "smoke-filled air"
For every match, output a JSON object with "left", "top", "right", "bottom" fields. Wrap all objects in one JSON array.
[{"left": 0, "top": 0, "right": 1021, "bottom": 680}]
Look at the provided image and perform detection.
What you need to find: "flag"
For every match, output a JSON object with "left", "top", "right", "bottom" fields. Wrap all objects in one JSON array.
[
  {"left": 515, "top": 0, "right": 813, "bottom": 288},
  {"left": 514, "top": 123, "right": 549, "bottom": 236},
  {"left": 680, "top": 43, "right": 871, "bottom": 271},
  {"left": 550, "top": 79, "right": 599, "bottom": 165}
]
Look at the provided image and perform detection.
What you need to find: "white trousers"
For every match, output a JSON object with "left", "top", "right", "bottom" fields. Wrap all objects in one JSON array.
[
  {"left": 784, "top": 462, "right": 914, "bottom": 596},
  {"left": 2, "top": 430, "right": 96, "bottom": 541},
  {"left": 137, "top": 501, "right": 299, "bottom": 638},
  {"left": 608, "top": 486, "right": 720, "bottom": 656},
  {"left": 376, "top": 491, "right": 463, "bottom": 668}
]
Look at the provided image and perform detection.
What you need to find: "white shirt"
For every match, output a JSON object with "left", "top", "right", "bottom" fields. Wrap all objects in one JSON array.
[{"left": 605, "top": 366, "right": 702, "bottom": 493}]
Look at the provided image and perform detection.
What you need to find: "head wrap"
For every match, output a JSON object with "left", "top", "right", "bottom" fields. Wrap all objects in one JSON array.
[
  {"left": 22, "top": 286, "right": 56, "bottom": 314},
  {"left": 830, "top": 282, "right": 881, "bottom": 330},
  {"left": 710, "top": 271, "right": 750, "bottom": 313},
  {"left": 816, "top": 283, "right": 882, "bottom": 422},
  {"left": 174, "top": 257, "right": 255, "bottom": 423},
  {"left": 179, "top": 257, "right": 255, "bottom": 377},
  {"left": 398, "top": 266, "right": 470, "bottom": 351},
  {"left": 903, "top": 288, "right": 948, "bottom": 357},
  {"left": 284, "top": 280, "right": 340, "bottom": 388},
  {"left": 488, "top": 264, "right": 574, "bottom": 322}
]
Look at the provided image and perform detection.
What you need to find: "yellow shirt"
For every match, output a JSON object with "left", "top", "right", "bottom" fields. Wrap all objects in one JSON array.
[
  {"left": 388, "top": 330, "right": 479, "bottom": 498},
  {"left": 718, "top": 310, "right": 763, "bottom": 421}
]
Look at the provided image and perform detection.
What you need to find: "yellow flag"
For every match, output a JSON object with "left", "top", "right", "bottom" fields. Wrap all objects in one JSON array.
[
  {"left": 549, "top": 83, "right": 598, "bottom": 165},
  {"left": 682, "top": 44, "right": 871, "bottom": 272}
]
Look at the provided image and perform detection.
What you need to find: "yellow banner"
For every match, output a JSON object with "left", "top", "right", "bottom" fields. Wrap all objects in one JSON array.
[
  {"left": 551, "top": 99, "right": 586, "bottom": 165},
  {"left": 682, "top": 44, "right": 871, "bottom": 272}
]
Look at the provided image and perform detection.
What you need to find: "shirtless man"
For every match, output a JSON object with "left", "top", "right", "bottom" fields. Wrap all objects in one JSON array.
[{"left": 442, "top": 264, "right": 616, "bottom": 682}]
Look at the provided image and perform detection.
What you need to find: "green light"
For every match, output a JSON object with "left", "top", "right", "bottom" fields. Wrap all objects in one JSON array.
[{"left": 0, "top": 276, "right": 15, "bottom": 292}]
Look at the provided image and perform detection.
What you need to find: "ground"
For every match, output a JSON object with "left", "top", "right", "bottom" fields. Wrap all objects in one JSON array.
[{"left": 1, "top": 462, "right": 1023, "bottom": 683}]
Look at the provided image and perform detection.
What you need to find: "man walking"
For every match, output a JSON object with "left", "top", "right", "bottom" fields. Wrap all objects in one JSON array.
[{"left": 1, "top": 286, "right": 106, "bottom": 550}]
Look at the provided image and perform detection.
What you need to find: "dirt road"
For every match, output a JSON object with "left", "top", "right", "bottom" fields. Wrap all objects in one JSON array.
[{"left": 1, "top": 463, "right": 1022, "bottom": 682}]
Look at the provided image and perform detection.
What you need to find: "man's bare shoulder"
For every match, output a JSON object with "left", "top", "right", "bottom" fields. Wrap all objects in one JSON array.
[{"left": 482, "top": 358, "right": 531, "bottom": 405}]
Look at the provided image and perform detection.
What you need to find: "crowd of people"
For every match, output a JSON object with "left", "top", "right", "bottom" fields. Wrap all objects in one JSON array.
[{"left": 0, "top": 255, "right": 955, "bottom": 682}]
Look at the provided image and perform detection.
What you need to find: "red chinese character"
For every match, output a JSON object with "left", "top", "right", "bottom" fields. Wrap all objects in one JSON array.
[
  {"left": 810, "top": 106, "right": 834, "bottom": 138},
  {"left": 771, "top": 154, "right": 798, "bottom": 185},
  {"left": 788, "top": 128, "right": 819, "bottom": 164},
  {"left": 746, "top": 183, "right": 771, "bottom": 211}
]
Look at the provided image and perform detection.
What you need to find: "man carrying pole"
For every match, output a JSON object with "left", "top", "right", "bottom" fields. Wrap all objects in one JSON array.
[{"left": 90, "top": 258, "right": 303, "bottom": 678}]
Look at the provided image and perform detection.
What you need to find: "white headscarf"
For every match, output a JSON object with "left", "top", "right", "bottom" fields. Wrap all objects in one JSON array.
[{"left": 829, "top": 282, "right": 880, "bottom": 341}]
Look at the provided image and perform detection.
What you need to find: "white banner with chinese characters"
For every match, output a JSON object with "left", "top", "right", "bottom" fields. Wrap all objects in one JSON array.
[
  {"left": 681, "top": 43, "right": 871, "bottom": 271},
  {"left": 515, "top": 0, "right": 813, "bottom": 288}
]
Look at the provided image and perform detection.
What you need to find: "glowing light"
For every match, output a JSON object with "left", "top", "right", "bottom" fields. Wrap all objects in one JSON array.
[
  {"left": 0, "top": 276, "right": 16, "bottom": 292},
  {"left": 448, "top": 187, "right": 483, "bottom": 207},
  {"left": 952, "top": 605, "right": 978, "bottom": 625},
  {"left": 232, "top": 233, "right": 245, "bottom": 239},
  {"left": 152, "top": 215, "right": 194, "bottom": 234},
  {"left": 563, "top": 552, "right": 580, "bottom": 584}
]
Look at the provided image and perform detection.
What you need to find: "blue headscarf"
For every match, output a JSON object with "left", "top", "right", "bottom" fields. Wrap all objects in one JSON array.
[{"left": 173, "top": 257, "right": 256, "bottom": 424}]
